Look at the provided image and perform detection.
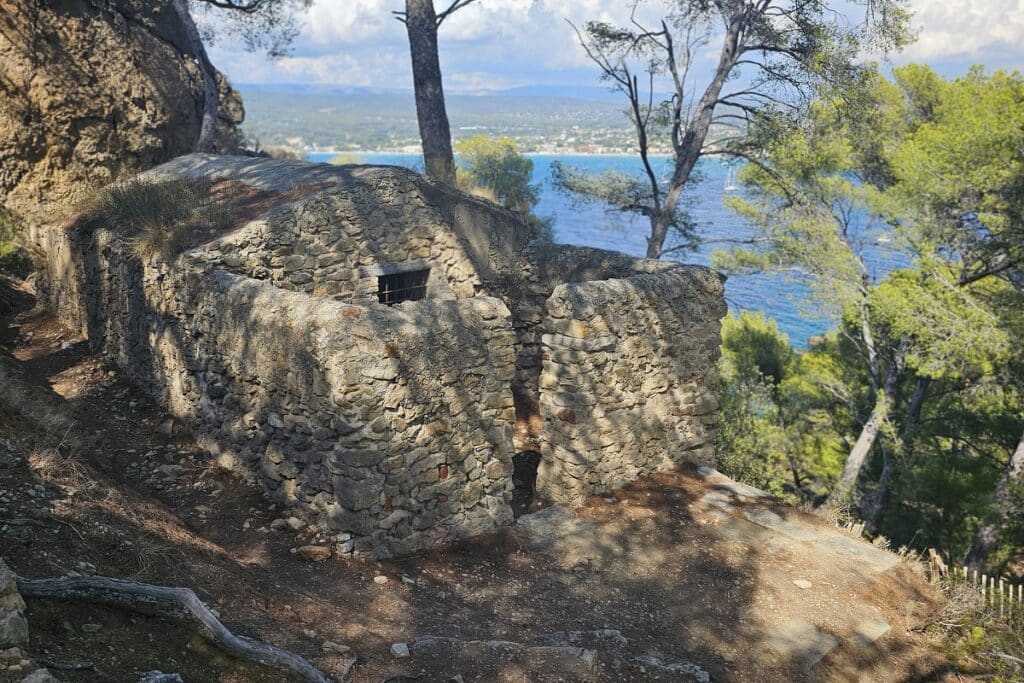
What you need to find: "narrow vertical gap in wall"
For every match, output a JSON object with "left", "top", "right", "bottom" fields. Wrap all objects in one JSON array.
[
  {"left": 511, "top": 383, "right": 543, "bottom": 517},
  {"left": 512, "top": 450, "right": 541, "bottom": 518}
]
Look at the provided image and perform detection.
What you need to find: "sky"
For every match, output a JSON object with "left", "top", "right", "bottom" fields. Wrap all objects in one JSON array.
[{"left": 204, "top": 0, "right": 1024, "bottom": 93}]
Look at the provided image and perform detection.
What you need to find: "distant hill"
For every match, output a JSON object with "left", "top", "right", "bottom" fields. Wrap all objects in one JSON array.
[
  {"left": 236, "top": 83, "right": 737, "bottom": 154},
  {"left": 238, "top": 83, "right": 633, "bottom": 152},
  {"left": 238, "top": 82, "right": 626, "bottom": 101}
]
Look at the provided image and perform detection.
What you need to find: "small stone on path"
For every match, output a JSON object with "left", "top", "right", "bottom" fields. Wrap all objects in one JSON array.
[
  {"left": 373, "top": 575, "right": 389, "bottom": 585},
  {"left": 322, "top": 641, "right": 351, "bottom": 654},
  {"left": 391, "top": 642, "right": 410, "bottom": 658},
  {"left": 296, "top": 545, "right": 331, "bottom": 562},
  {"left": 792, "top": 579, "right": 812, "bottom": 589}
]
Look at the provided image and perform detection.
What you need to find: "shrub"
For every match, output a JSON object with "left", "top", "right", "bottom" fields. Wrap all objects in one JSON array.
[
  {"left": 262, "top": 145, "right": 304, "bottom": 160},
  {"left": 454, "top": 135, "right": 553, "bottom": 239},
  {"left": 935, "top": 575, "right": 1024, "bottom": 680},
  {"left": 0, "top": 205, "right": 24, "bottom": 262},
  {"left": 329, "top": 153, "right": 364, "bottom": 165},
  {"left": 455, "top": 135, "right": 538, "bottom": 214}
]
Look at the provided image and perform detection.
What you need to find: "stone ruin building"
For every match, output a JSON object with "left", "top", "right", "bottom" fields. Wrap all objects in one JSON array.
[{"left": 31, "top": 155, "right": 726, "bottom": 558}]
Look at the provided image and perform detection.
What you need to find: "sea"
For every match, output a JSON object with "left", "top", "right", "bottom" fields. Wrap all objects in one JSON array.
[{"left": 307, "top": 152, "right": 902, "bottom": 348}]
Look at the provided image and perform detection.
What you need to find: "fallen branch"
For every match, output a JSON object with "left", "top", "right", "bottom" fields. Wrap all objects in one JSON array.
[
  {"left": 17, "top": 574, "right": 334, "bottom": 683},
  {"left": 984, "top": 651, "right": 1024, "bottom": 666}
]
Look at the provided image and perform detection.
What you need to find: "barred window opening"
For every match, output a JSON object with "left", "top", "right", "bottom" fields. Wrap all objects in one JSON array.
[{"left": 378, "top": 268, "right": 429, "bottom": 305}]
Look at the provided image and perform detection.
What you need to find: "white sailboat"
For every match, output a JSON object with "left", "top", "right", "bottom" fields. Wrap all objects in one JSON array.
[{"left": 724, "top": 166, "right": 738, "bottom": 192}]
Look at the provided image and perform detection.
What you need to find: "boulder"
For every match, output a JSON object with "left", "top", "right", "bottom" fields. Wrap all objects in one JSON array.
[
  {"left": 0, "top": 0, "right": 244, "bottom": 226},
  {"left": 0, "top": 559, "right": 27, "bottom": 648}
]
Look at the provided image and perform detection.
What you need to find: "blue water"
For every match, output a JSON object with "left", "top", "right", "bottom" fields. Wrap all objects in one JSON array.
[{"left": 307, "top": 151, "right": 901, "bottom": 347}]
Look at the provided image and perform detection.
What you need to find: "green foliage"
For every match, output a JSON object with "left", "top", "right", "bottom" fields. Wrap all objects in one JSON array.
[
  {"left": 716, "top": 64, "right": 1024, "bottom": 571},
  {"left": 455, "top": 136, "right": 538, "bottom": 214},
  {"left": 890, "top": 67, "right": 1024, "bottom": 280},
  {"left": 329, "top": 152, "right": 364, "bottom": 165},
  {"left": 721, "top": 311, "right": 795, "bottom": 385},
  {"left": 869, "top": 262, "right": 1013, "bottom": 380},
  {"left": 716, "top": 313, "right": 850, "bottom": 502},
  {"left": 550, "top": 159, "right": 699, "bottom": 250},
  {"left": 716, "top": 374, "right": 790, "bottom": 496},
  {"left": 0, "top": 205, "right": 24, "bottom": 261},
  {"left": 936, "top": 577, "right": 1024, "bottom": 681},
  {"left": 550, "top": 161, "right": 650, "bottom": 212},
  {"left": 455, "top": 135, "right": 552, "bottom": 237}
]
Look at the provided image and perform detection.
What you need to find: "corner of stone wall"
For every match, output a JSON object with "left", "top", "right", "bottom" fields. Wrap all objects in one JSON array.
[{"left": 534, "top": 266, "right": 726, "bottom": 507}]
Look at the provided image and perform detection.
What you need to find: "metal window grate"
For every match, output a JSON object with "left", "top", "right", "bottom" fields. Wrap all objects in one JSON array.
[{"left": 378, "top": 268, "right": 429, "bottom": 305}]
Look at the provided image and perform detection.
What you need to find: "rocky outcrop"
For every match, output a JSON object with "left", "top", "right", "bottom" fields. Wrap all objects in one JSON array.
[
  {"left": 0, "top": 558, "right": 27, "bottom": 649},
  {"left": 0, "top": 557, "right": 33, "bottom": 678},
  {"left": 0, "top": 0, "right": 243, "bottom": 226}
]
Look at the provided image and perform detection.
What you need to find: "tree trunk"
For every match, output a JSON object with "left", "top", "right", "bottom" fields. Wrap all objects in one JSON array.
[
  {"left": 966, "top": 430, "right": 1024, "bottom": 571},
  {"left": 646, "top": 215, "right": 670, "bottom": 259},
  {"left": 819, "top": 349, "right": 904, "bottom": 512},
  {"left": 866, "top": 376, "right": 930, "bottom": 531},
  {"left": 18, "top": 574, "right": 334, "bottom": 682},
  {"left": 170, "top": 0, "right": 219, "bottom": 153},
  {"left": 820, "top": 396, "right": 887, "bottom": 511},
  {"left": 404, "top": 0, "right": 455, "bottom": 184},
  {"left": 644, "top": 17, "right": 742, "bottom": 258}
]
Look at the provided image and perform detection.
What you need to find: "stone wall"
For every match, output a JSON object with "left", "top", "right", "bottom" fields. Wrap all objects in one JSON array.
[
  {"left": 28, "top": 221, "right": 91, "bottom": 338},
  {"left": 147, "top": 155, "right": 537, "bottom": 305},
  {"left": 35, "top": 224, "right": 517, "bottom": 558},
  {"left": 535, "top": 267, "right": 726, "bottom": 506},
  {"left": 502, "top": 242, "right": 687, "bottom": 449},
  {"left": 29, "top": 155, "right": 728, "bottom": 555}
]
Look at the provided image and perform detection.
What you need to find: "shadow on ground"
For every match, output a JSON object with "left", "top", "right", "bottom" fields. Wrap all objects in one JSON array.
[{"left": 0, "top": 288, "right": 955, "bottom": 682}]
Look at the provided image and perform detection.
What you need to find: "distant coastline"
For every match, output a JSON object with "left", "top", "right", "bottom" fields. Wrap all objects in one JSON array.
[{"left": 305, "top": 149, "right": 675, "bottom": 159}]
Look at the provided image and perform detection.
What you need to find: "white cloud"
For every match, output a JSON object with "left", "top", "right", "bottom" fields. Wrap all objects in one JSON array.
[
  {"left": 899, "top": 0, "right": 1024, "bottom": 63},
  {"left": 207, "top": 0, "right": 1024, "bottom": 89}
]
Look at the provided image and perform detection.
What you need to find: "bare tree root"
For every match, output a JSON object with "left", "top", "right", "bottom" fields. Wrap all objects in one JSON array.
[{"left": 17, "top": 574, "right": 335, "bottom": 683}]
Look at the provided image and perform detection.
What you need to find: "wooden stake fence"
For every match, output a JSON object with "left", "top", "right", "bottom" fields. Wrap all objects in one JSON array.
[{"left": 927, "top": 549, "right": 1024, "bottom": 622}]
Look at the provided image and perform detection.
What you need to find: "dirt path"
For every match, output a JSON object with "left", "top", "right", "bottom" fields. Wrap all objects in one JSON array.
[{"left": 0, "top": 287, "right": 955, "bottom": 682}]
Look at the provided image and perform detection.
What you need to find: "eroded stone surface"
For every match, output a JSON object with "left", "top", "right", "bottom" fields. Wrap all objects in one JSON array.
[
  {"left": 0, "top": 559, "right": 27, "bottom": 649},
  {"left": 852, "top": 616, "right": 892, "bottom": 647},
  {"left": 763, "top": 619, "right": 840, "bottom": 670},
  {"left": 0, "top": 1, "right": 242, "bottom": 226}
]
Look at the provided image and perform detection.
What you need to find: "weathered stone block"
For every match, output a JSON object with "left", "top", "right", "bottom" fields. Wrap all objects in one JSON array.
[{"left": 333, "top": 476, "right": 383, "bottom": 510}]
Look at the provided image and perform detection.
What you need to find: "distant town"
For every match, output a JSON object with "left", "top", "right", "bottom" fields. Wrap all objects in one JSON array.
[{"left": 240, "top": 85, "right": 735, "bottom": 156}]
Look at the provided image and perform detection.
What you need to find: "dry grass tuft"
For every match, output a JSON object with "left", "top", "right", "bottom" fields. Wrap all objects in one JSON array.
[
  {"left": 75, "top": 179, "right": 236, "bottom": 260},
  {"left": 261, "top": 145, "right": 303, "bottom": 160},
  {"left": 937, "top": 578, "right": 987, "bottom": 626},
  {"left": 0, "top": 354, "right": 77, "bottom": 436},
  {"left": 454, "top": 173, "right": 500, "bottom": 204},
  {"left": 29, "top": 445, "right": 97, "bottom": 500}
]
